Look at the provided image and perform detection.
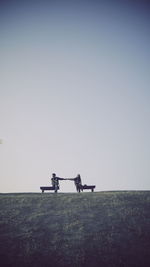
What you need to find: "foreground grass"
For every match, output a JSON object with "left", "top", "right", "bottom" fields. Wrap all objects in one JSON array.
[{"left": 0, "top": 191, "right": 150, "bottom": 267}]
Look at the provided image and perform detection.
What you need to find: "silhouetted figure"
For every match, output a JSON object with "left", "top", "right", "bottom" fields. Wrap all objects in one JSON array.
[
  {"left": 67, "top": 174, "right": 82, "bottom": 192},
  {"left": 51, "top": 173, "right": 65, "bottom": 193}
]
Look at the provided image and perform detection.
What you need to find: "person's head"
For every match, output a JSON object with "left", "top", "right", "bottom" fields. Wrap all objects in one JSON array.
[{"left": 52, "top": 173, "right": 56, "bottom": 178}]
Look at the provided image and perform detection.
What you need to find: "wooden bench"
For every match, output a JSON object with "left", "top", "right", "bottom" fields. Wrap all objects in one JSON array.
[
  {"left": 40, "top": 186, "right": 59, "bottom": 193},
  {"left": 81, "top": 185, "right": 96, "bottom": 192}
]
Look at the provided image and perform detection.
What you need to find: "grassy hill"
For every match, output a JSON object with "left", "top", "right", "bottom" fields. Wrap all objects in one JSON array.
[{"left": 0, "top": 191, "right": 150, "bottom": 267}]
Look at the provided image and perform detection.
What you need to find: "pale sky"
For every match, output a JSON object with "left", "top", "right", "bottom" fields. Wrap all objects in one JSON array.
[{"left": 0, "top": 0, "right": 150, "bottom": 193}]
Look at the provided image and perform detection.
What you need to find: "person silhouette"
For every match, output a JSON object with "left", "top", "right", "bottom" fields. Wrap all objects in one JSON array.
[
  {"left": 67, "top": 174, "right": 82, "bottom": 192},
  {"left": 51, "top": 173, "right": 65, "bottom": 193}
]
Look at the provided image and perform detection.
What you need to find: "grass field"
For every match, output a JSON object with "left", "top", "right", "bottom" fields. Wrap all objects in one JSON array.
[{"left": 0, "top": 191, "right": 150, "bottom": 267}]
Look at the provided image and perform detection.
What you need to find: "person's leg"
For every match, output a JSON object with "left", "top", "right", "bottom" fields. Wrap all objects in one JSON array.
[
  {"left": 54, "top": 184, "right": 58, "bottom": 193},
  {"left": 77, "top": 185, "right": 80, "bottom": 193}
]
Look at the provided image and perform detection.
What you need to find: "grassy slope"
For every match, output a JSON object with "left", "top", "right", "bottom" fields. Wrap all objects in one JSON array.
[{"left": 0, "top": 191, "right": 150, "bottom": 267}]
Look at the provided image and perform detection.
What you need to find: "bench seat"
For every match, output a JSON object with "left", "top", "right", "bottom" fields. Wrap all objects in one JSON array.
[
  {"left": 81, "top": 185, "right": 96, "bottom": 192},
  {"left": 40, "top": 186, "right": 56, "bottom": 193}
]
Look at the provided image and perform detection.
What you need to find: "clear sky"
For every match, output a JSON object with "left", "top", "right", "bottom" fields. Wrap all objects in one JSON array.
[{"left": 0, "top": 0, "right": 150, "bottom": 193}]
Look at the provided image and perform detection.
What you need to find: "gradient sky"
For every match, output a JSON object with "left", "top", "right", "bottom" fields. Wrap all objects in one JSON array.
[{"left": 0, "top": 0, "right": 150, "bottom": 193}]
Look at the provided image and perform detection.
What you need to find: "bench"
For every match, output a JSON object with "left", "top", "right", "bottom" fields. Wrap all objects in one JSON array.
[
  {"left": 40, "top": 186, "right": 59, "bottom": 193},
  {"left": 81, "top": 185, "right": 96, "bottom": 192}
]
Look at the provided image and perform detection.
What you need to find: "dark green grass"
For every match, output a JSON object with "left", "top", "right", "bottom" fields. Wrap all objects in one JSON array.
[{"left": 0, "top": 191, "right": 150, "bottom": 267}]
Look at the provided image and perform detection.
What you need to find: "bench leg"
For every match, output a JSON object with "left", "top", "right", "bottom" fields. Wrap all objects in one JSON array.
[
  {"left": 92, "top": 188, "right": 94, "bottom": 192},
  {"left": 42, "top": 190, "right": 44, "bottom": 193}
]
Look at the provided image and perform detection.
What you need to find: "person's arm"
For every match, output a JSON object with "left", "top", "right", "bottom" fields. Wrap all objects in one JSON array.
[
  {"left": 57, "top": 177, "right": 73, "bottom": 180},
  {"left": 57, "top": 177, "right": 65, "bottom": 180},
  {"left": 57, "top": 177, "right": 75, "bottom": 181}
]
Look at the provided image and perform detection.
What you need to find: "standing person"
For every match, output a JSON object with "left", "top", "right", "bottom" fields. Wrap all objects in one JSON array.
[
  {"left": 67, "top": 174, "right": 82, "bottom": 192},
  {"left": 51, "top": 173, "right": 65, "bottom": 193}
]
